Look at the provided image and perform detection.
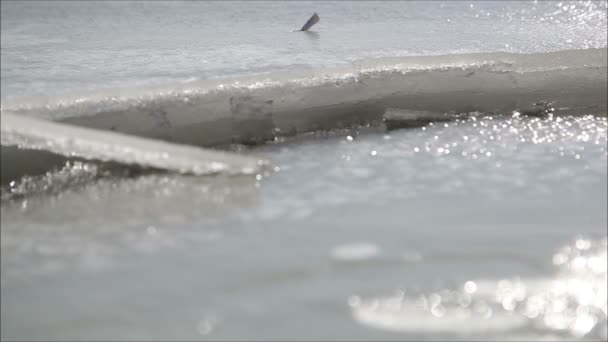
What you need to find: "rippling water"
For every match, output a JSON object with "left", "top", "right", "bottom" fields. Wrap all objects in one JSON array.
[
  {"left": 2, "top": 114, "right": 606, "bottom": 340},
  {"left": 2, "top": 1, "right": 607, "bottom": 98}
]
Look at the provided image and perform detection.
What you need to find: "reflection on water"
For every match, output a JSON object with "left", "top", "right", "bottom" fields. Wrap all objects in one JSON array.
[
  {"left": 304, "top": 31, "right": 320, "bottom": 41},
  {"left": 349, "top": 237, "right": 608, "bottom": 340}
]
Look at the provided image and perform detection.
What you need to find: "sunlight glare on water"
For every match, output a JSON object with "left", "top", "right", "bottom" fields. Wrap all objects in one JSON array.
[{"left": 349, "top": 238, "right": 608, "bottom": 340}]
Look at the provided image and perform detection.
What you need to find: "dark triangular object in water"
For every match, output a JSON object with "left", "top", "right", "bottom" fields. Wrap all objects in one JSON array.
[{"left": 300, "top": 13, "right": 319, "bottom": 31}]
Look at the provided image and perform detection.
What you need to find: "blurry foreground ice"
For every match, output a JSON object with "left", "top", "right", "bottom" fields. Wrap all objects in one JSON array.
[{"left": 349, "top": 237, "right": 608, "bottom": 340}]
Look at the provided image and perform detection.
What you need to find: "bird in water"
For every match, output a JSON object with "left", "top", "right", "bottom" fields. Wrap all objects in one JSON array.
[{"left": 300, "top": 13, "right": 319, "bottom": 31}]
